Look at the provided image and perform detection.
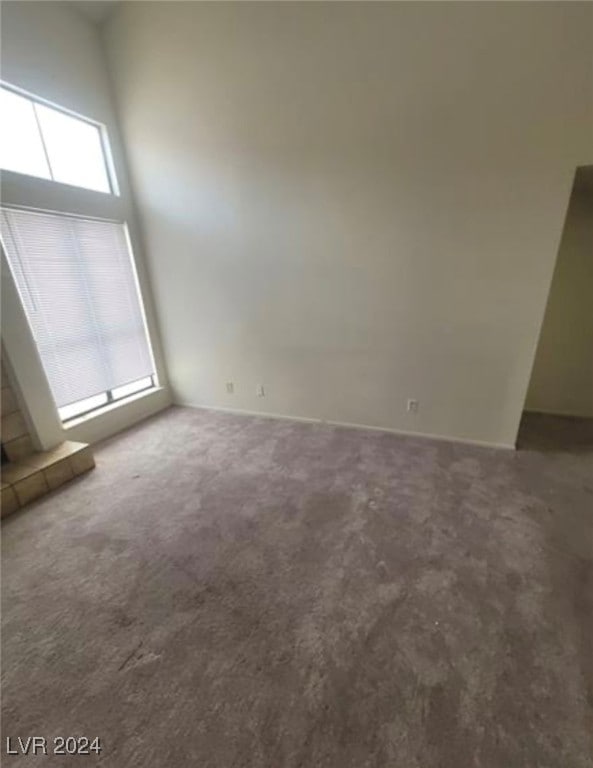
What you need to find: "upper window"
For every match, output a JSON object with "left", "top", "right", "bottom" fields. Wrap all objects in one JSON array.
[{"left": 0, "top": 85, "right": 113, "bottom": 194}]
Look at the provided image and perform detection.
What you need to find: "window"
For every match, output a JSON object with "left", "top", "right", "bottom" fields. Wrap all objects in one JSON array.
[
  {"left": 1, "top": 208, "right": 156, "bottom": 422},
  {"left": 0, "top": 85, "right": 112, "bottom": 193},
  {"left": 1, "top": 84, "right": 156, "bottom": 424}
]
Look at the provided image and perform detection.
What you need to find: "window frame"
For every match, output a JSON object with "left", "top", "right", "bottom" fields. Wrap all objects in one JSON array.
[
  {"left": 0, "top": 80, "right": 120, "bottom": 197},
  {"left": 59, "top": 375, "right": 157, "bottom": 423},
  {"left": 0, "top": 83, "right": 162, "bottom": 427},
  {"left": 1, "top": 204, "right": 159, "bottom": 423}
]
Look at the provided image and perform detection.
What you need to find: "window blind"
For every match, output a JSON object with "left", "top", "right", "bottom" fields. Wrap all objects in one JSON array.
[{"left": 1, "top": 208, "right": 154, "bottom": 409}]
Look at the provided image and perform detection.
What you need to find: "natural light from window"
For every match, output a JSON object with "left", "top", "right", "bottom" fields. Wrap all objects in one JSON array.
[
  {"left": 0, "top": 85, "right": 112, "bottom": 193},
  {"left": 0, "top": 88, "right": 51, "bottom": 179},
  {"left": 1, "top": 85, "right": 152, "bottom": 424},
  {"left": 58, "top": 377, "right": 155, "bottom": 421},
  {"left": 1, "top": 209, "right": 156, "bottom": 423}
]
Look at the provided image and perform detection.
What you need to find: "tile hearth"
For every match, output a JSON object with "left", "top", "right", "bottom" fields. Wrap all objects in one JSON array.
[
  {"left": 1, "top": 440, "right": 95, "bottom": 518},
  {"left": 1, "top": 360, "right": 95, "bottom": 518}
]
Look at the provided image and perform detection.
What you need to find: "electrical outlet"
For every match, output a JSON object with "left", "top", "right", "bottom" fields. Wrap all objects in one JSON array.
[
  {"left": 256, "top": 384, "right": 265, "bottom": 397},
  {"left": 226, "top": 382, "right": 234, "bottom": 394},
  {"left": 407, "top": 398, "right": 419, "bottom": 413}
]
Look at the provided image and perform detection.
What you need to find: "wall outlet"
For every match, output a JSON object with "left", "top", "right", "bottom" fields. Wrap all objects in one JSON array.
[
  {"left": 226, "top": 381, "right": 234, "bottom": 394},
  {"left": 407, "top": 398, "right": 419, "bottom": 413},
  {"left": 256, "top": 384, "right": 265, "bottom": 397}
]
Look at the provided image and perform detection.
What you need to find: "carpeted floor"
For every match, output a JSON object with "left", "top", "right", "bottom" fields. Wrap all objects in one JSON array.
[{"left": 2, "top": 407, "right": 592, "bottom": 767}]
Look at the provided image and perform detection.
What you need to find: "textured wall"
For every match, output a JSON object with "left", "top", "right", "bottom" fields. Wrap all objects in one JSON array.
[{"left": 105, "top": 2, "right": 593, "bottom": 446}]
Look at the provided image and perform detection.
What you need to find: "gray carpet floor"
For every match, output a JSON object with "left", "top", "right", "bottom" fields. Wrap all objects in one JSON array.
[{"left": 2, "top": 407, "right": 592, "bottom": 767}]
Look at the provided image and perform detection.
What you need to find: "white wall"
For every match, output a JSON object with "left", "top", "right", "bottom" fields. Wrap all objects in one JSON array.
[
  {"left": 525, "top": 169, "right": 593, "bottom": 419},
  {"left": 104, "top": 2, "right": 592, "bottom": 448},
  {"left": 0, "top": 0, "right": 171, "bottom": 447}
]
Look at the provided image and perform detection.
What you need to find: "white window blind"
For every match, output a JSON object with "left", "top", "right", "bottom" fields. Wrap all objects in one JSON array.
[{"left": 1, "top": 208, "right": 155, "bottom": 410}]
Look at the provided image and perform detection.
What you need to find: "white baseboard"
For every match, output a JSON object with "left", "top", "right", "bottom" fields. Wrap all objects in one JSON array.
[{"left": 175, "top": 400, "right": 515, "bottom": 451}]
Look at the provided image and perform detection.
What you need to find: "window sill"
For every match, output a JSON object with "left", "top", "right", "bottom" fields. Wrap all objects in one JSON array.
[{"left": 63, "top": 386, "right": 165, "bottom": 430}]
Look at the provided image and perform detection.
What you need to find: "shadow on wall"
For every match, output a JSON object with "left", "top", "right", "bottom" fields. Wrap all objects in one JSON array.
[{"left": 525, "top": 166, "right": 593, "bottom": 420}]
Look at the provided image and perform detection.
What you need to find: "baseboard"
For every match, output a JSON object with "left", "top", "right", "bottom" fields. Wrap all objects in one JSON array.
[{"left": 175, "top": 400, "right": 515, "bottom": 451}]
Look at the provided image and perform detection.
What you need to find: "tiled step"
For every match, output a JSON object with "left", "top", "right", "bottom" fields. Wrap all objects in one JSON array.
[{"left": 1, "top": 441, "right": 95, "bottom": 518}]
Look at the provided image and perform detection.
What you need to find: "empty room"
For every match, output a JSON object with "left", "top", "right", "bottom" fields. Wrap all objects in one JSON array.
[{"left": 1, "top": 1, "right": 592, "bottom": 765}]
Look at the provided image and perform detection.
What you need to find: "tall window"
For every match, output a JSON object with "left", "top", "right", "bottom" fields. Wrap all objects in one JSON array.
[{"left": 0, "top": 84, "right": 156, "bottom": 421}]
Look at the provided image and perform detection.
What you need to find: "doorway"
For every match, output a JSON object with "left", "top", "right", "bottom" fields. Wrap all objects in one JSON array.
[{"left": 518, "top": 166, "right": 593, "bottom": 451}]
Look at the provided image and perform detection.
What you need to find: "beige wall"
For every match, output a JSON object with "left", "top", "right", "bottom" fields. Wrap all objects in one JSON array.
[
  {"left": 100, "top": 2, "right": 590, "bottom": 446},
  {"left": 0, "top": 0, "right": 171, "bottom": 446},
  {"left": 525, "top": 170, "right": 593, "bottom": 419}
]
